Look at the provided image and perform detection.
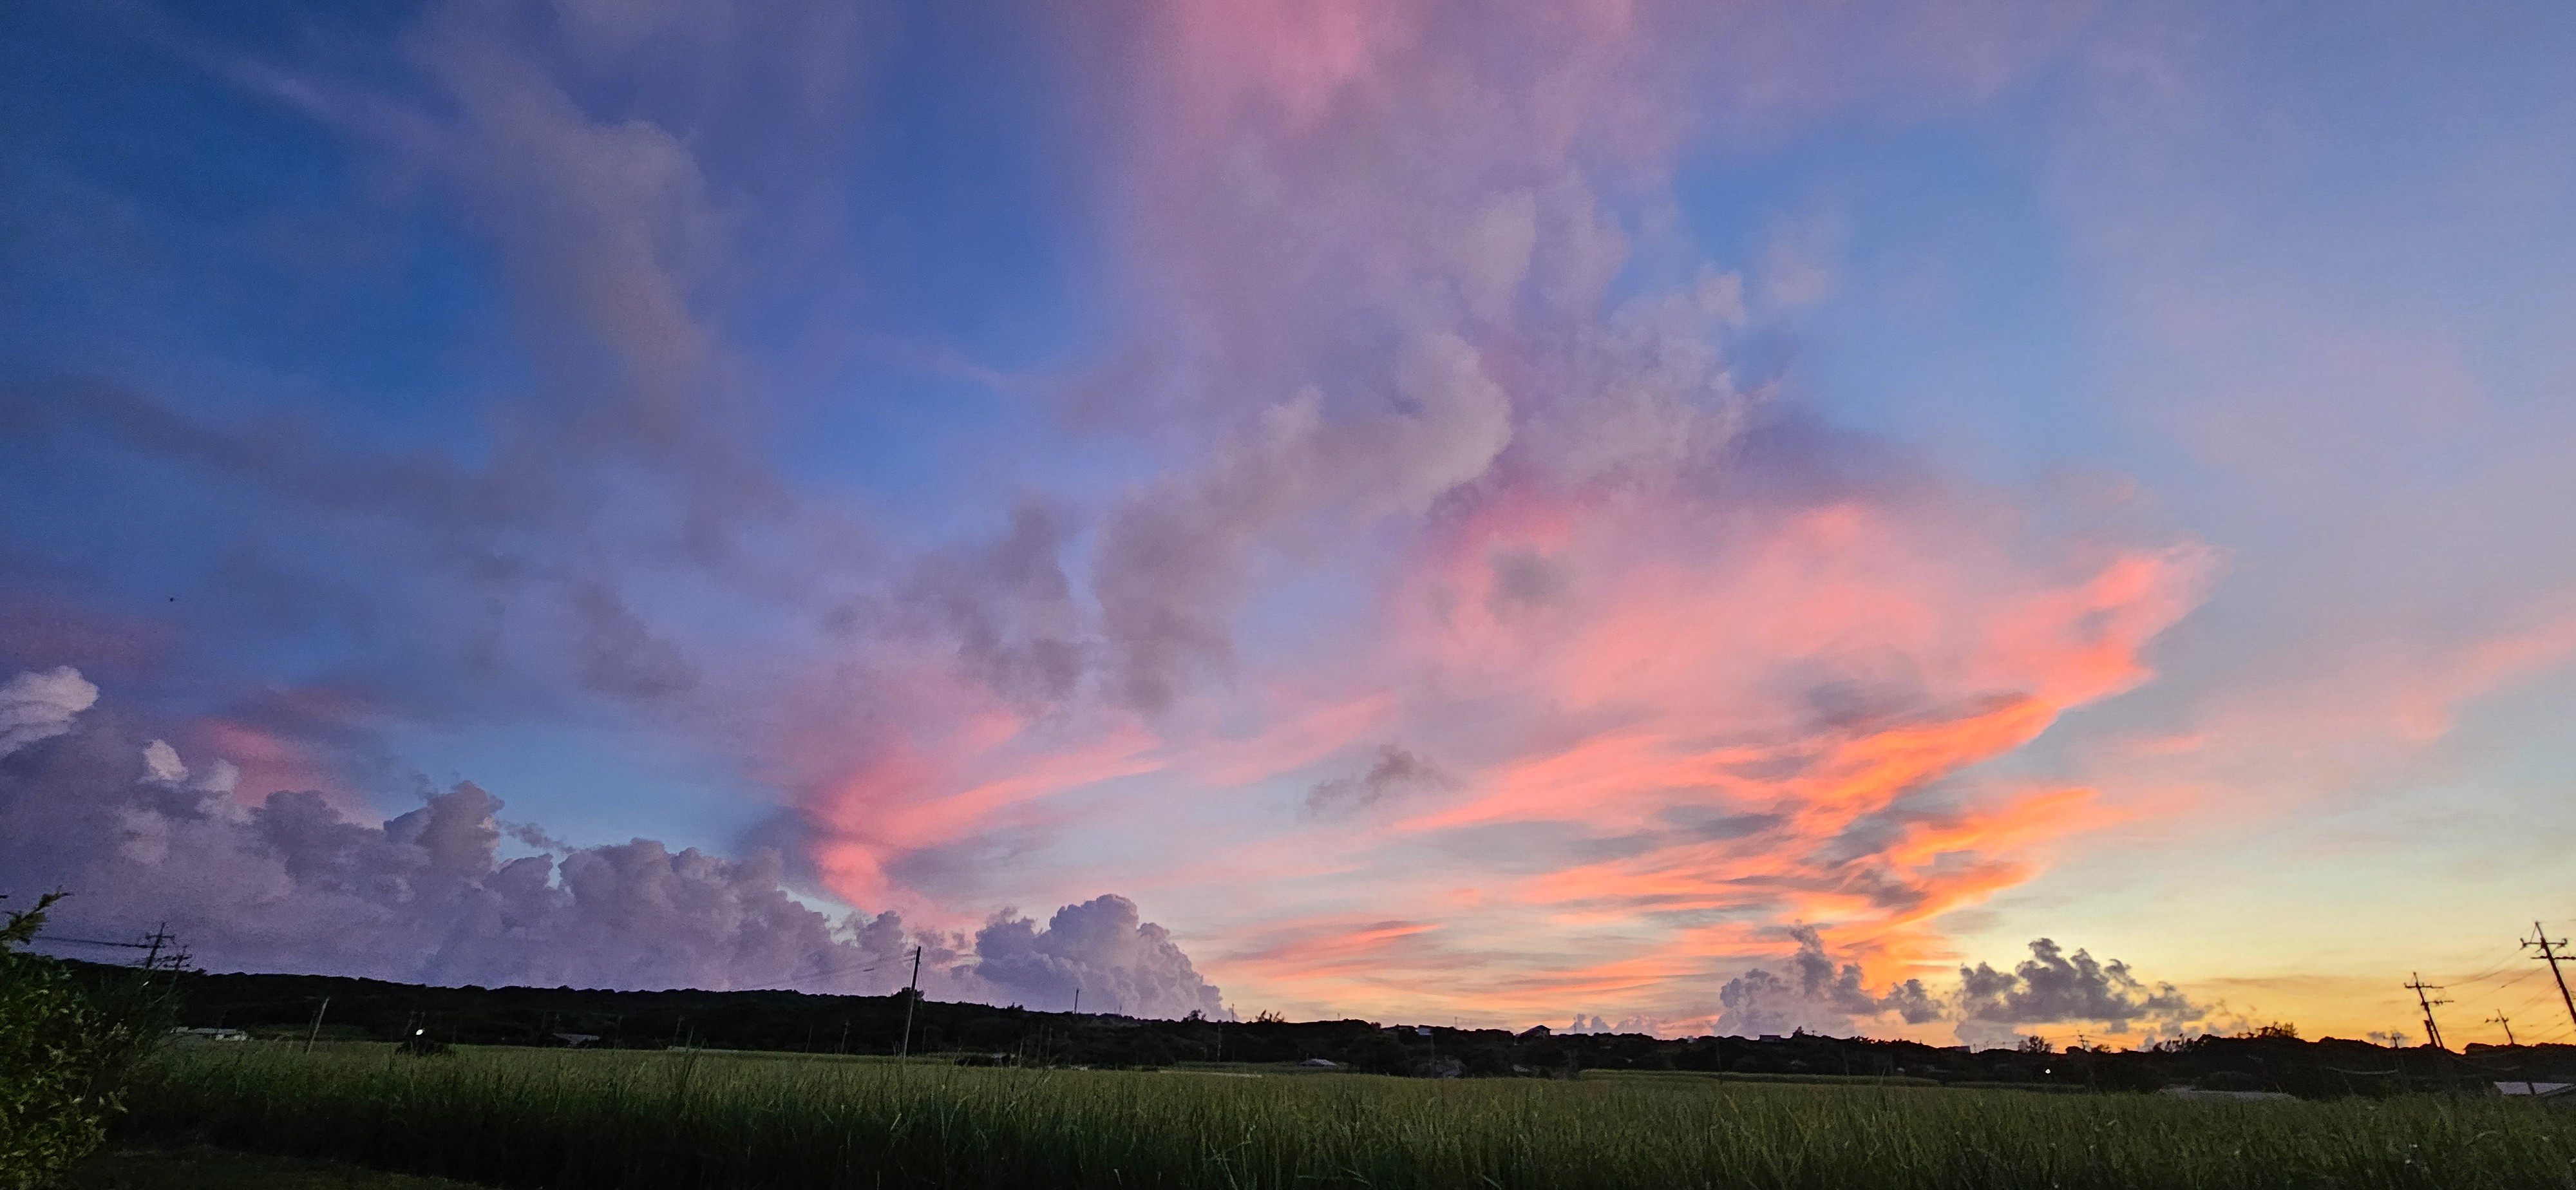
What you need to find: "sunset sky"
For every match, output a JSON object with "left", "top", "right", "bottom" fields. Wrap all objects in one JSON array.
[{"left": 6, "top": 1, "right": 2576, "bottom": 1048}]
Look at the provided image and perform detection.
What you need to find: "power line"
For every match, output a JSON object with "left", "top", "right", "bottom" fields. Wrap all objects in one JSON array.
[
  {"left": 36, "top": 925, "right": 185, "bottom": 972},
  {"left": 34, "top": 934, "right": 155, "bottom": 949},
  {"left": 2506, "top": 979, "right": 2562, "bottom": 1010},
  {"left": 800, "top": 955, "right": 900, "bottom": 981},
  {"left": 2477, "top": 968, "right": 2541, "bottom": 994},
  {"left": 2445, "top": 944, "right": 2532, "bottom": 987},
  {"left": 2445, "top": 968, "right": 2542, "bottom": 1017}
]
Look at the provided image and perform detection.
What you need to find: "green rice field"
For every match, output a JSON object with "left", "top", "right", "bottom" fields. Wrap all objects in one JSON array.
[{"left": 118, "top": 1042, "right": 2576, "bottom": 1189}]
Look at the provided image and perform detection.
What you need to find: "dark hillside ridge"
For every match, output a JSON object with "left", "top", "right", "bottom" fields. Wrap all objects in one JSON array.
[{"left": 92, "top": 962, "right": 2576, "bottom": 1099}]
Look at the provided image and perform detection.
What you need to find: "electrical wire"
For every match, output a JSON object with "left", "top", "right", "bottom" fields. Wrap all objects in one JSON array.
[
  {"left": 796, "top": 954, "right": 909, "bottom": 983},
  {"left": 2448, "top": 968, "right": 2541, "bottom": 1015},
  {"left": 2447, "top": 945, "right": 2532, "bottom": 987},
  {"left": 2500, "top": 986, "right": 2569, "bottom": 1022}
]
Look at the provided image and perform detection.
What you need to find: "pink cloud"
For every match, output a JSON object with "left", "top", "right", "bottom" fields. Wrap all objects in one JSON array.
[{"left": 749, "top": 1, "right": 2202, "bottom": 1023}]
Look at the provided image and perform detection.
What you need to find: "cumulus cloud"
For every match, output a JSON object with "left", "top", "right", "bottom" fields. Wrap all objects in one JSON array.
[
  {"left": 0, "top": 670, "right": 1224, "bottom": 1014},
  {"left": 1716, "top": 926, "right": 1940, "bottom": 1037},
  {"left": 1710, "top": 929, "right": 2204, "bottom": 1048},
  {"left": 140, "top": 739, "right": 187, "bottom": 784},
  {"left": 1951, "top": 938, "right": 2206, "bottom": 1049},
  {"left": 971, "top": 895, "right": 1229, "bottom": 1020},
  {"left": 137, "top": 738, "right": 238, "bottom": 795},
  {"left": 0, "top": 666, "right": 96, "bottom": 759},
  {"left": 1566, "top": 1013, "right": 1665, "bottom": 1035}
]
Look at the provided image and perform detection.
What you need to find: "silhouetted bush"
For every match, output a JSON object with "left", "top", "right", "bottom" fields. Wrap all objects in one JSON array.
[{"left": 0, "top": 894, "right": 171, "bottom": 1190}]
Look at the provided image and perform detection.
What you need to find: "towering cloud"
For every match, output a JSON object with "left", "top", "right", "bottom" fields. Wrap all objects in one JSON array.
[
  {"left": 972, "top": 896, "right": 1227, "bottom": 1019},
  {"left": 0, "top": 671, "right": 1225, "bottom": 1019},
  {"left": 1951, "top": 939, "right": 2205, "bottom": 1050},
  {"left": 1716, "top": 927, "right": 1942, "bottom": 1039},
  {"left": 1709, "top": 928, "right": 2204, "bottom": 1048}
]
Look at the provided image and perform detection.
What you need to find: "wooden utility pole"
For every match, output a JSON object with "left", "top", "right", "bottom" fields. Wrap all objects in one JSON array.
[
  {"left": 2405, "top": 974, "right": 2450, "bottom": 1051},
  {"left": 2488, "top": 1012, "right": 2517, "bottom": 1046},
  {"left": 898, "top": 946, "right": 922, "bottom": 1056},
  {"left": 303, "top": 996, "right": 331, "bottom": 1054},
  {"left": 2525, "top": 922, "right": 2576, "bottom": 1036}
]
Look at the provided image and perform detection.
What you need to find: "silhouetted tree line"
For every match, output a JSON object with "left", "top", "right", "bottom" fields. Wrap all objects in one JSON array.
[{"left": 81, "top": 963, "right": 2576, "bottom": 1100}]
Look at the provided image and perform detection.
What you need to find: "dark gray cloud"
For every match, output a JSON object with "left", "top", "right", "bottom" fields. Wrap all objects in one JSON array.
[
  {"left": 902, "top": 502, "right": 1089, "bottom": 710},
  {"left": 567, "top": 581, "right": 698, "bottom": 700},
  {"left": 1716, "top": 925, "right": 1940, "bottom": 1037},
  {"left": 1952, "top": 938, "right": 2204, "bottom": 1047},
  {"left": 1092, "top": 333, "right": 1515, "bottom": 713},
  {"left": 1712, "top": 927, "right": 2196, "bottom": 1046},
  {"left": 1484, "top": 547, "right": 1571, "bottom": 618},
  {"left": 0, "top": 670, "right": 1224, "bottom": 1015},
  {"left": 1307, "top": 744, "right": 1459, "bottom": 814}
]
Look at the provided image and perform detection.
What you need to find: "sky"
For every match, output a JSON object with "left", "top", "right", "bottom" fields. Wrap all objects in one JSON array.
[{"left": 5, "top": 0, "right": 2576, "bottom": 1049}]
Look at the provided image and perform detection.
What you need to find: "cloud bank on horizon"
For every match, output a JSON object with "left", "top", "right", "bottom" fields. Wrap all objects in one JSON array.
[
  {"left": 2, "top": 667, "right": 2206, "bottom": 1043},
  {"left": 4, "top": 0, "right": 2575, "bottom": 1043},
  {"left": 0, "top": 673, "right": 1226, "bottom": 1018}
]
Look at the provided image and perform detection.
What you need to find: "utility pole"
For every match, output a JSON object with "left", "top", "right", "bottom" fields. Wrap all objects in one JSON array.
[
  {"left": 303, "top": 996, "right": 331, "bottom": 1055},
  {"left": 2524, "top": 922, "right": 2576, "bottom": 1036},
  {"left": 2405, "top": 973, "right": 2450, "bottom": 1051},
  {"left": 898, "top": 945, "right": 922, "bottom": 1057},
  {"left": 2488, "top": 1012, "right": 2517, "bottom": 1047},
  {"left": 140, "top": 923, "right": 173, "bottom": 971},
  {"left": 1073, "top": 986, "right": 1080, "bottom": 1015}
]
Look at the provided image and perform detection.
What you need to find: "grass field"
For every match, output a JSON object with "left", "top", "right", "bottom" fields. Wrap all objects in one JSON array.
[{"left": 118, "top": 1042, "right": 2576, "bottom": 1189}]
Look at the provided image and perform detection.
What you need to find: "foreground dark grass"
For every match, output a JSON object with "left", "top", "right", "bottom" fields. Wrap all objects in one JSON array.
[
  {"left": 70, "top": 1146, "right": 485, "bottom": 1189},
  {"left": 124, "top": 1043, "right": 2576, "bottom": 1190}
]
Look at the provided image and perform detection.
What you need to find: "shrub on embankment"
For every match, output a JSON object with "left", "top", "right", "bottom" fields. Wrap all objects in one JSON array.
[{"left": 1, "top": 894, "right": 171, "bottom": 1190}]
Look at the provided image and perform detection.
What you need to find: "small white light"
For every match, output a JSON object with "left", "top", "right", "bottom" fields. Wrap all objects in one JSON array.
[{"left": 416, "top": 1029, "right": 425, "bottom": 1036}]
